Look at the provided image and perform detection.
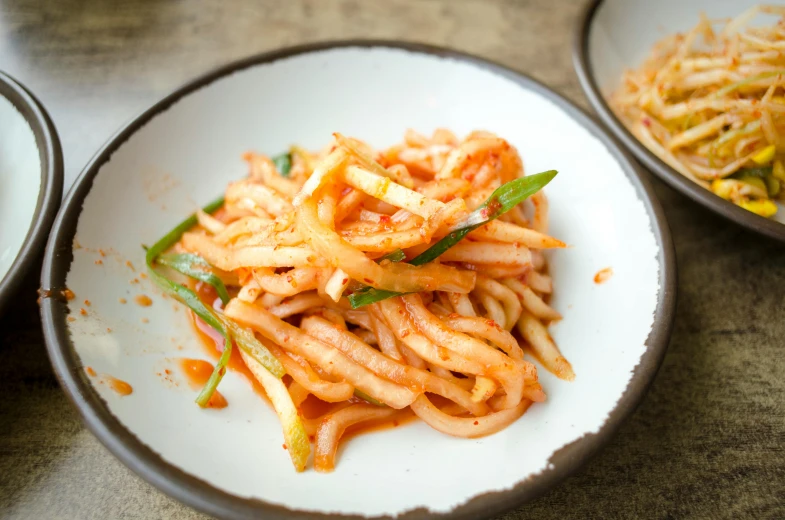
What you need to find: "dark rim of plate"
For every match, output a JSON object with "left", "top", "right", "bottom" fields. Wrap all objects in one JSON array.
[
  {"left": 0, "top": 71, "right": 63, "bottom": 312},
  {"left": 40, "top": 40, "right": 677, "bottom": 520},
  {"left": 573, "top": 0, "right": 785, "bottom": 242}
]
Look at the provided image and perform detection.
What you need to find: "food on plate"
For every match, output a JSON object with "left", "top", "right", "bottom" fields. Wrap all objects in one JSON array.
[
  {"left": 610, "top": 4, "right": 785, "bottom": 217},
  {"left": 145, "top": 129, "right": 570, "bottom": 472}
]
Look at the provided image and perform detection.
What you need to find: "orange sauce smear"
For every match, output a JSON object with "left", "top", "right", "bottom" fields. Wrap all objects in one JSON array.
[
  {"left": 206, "top": 391, "right": 228, "bottom": 409},
  {"left": 188, "top": 281, "right": 415, "bottom": 440},
  {"left": 106, "top": 376, "right": 133, "bottom": 396},
  {"left": 179, "top": 358, "right": 214, "bottom": 388},
  {"left": 86, "top": 366, "right": 134, "bottom": 397},
  {"left": 594, "top": 267, "right": 613, "bottom": 284},
  {"left": 135, "top": 294, "right": 153, "bottom": 307},
  {"left": 178, "top": 358, "right": 228, "bottom": 409}
]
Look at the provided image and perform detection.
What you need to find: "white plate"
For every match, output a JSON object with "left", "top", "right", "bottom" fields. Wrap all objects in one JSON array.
[
  {"left": 41, "top": 42, "right": 675, "bottom": 520},
  {"left": 0, "top": 71, "right": 62, "bottom": 310},
  {"left": 574, "top": 0, "right": 785, "bottom": 242}
]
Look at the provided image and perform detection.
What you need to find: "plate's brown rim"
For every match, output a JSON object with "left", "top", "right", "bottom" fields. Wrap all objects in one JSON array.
[
  {"left": 573, "top": 0, "right": 785, "bottom": 242},
  {"left": 0, "top": 71, "right": 63, "bottom": 312},
  {"left": 40, "top": 40, "right": 676, "bottom": 520}
]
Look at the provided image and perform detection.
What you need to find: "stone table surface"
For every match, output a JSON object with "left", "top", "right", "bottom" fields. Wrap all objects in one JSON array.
[{"left": 0, "top": 0, "right": 784, "bottom": 518}]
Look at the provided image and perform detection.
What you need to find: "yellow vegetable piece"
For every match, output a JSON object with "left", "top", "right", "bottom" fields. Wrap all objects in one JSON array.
[
  {"left": 711, "top": 179, "right": 734, "bottom": 200},
  {"left": 738, "top": 199, "right": 778, "bottom": 218},
  {"left": 773, "top": 160, "right": 785, "bottom": 182},
  {"left": 766, "top": 176, "right": 781, "bottom": 197},
  {"left": 752, "top": 144, "right": 776, "bottom": 165}
]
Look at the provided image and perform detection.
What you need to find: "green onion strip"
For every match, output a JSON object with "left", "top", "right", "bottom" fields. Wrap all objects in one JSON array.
[{"left": 348, "top": 170, "right": 558, "bottom": 308}]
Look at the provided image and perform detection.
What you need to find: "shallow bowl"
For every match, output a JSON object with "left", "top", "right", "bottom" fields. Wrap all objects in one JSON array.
[
  {"left": 41, "top": 42, "right": 675, "bottom": 519},
  {"left": 0, "top": 71, "right": 63, "bottom": 311},
  {"left": 574, "top": 0, "right": 785, "bottom": 241}
]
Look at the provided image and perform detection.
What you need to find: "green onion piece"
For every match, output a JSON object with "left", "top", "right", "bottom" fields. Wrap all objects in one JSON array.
[
  {"left": 348, "top": 170, "right": 557, "bottom": 308},
  {"left": 145, "top": 197, "right": 229, "bottom": 406},
  {"left": 715, "top": 70, "right": 785, "bottom": 98},
  {"left": 146, "top": 260, "right": 231, "bottom": 407},
  {"left": 378, "top": 249, "right": 406, "bottom": 263},
  {"left": 273, "top": 152, "right": 292, "bottom": 177},
  {"left": 222, "top": 319, "right": 285, "bottom": 378},
  {"left": 413, "top": 170, "right": 557, "bottom": 264},
  {"left": 354, "top": 389, "right": 386, "bottom": 407},
  {"left": 731, "top": 166, "right": 773, "bottom": 179},
  {"left": 145, "top": 195, "right": 283, "bottom": 405},
  {"left": 345, "top": 249, "right": 407, "bottom": 298},
  {"left": 348, "top": 288, "right": 399, "bottom": 308},
  {"left": 146, "top": 197, "right": 225, "bottom": 260},
  {"left": 157, "top": 253, "right": 231, "bottom": 305}
]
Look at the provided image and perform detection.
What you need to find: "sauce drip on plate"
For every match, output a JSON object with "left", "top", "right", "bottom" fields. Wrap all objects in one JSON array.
[
  {"left": 134, "top": 294, "right": 153, "bottom": 306},
  {"left": 106, "top": 376, "right": 133, "bottom": 396},
  {"left": 178, "top": 358, "right": 229, "bottom": 409},
  {"left": 594, "top": 267, "right": 613, "bottom": 284}
]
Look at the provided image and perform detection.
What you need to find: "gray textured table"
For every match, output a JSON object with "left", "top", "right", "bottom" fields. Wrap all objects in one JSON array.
[{"left": 1, "top": 1, "right": 784, "bottom": 518}]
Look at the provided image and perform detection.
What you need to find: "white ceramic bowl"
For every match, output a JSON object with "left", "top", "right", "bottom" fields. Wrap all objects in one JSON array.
[
  {"left": 41, "top": 42, "right": 675, "bottom": 519},
  {"left": 0, "top": 71, "right": 62, "bottom": 310},
  {"left": 574, "top": 0, "right": 785, "bottom": 242}
]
